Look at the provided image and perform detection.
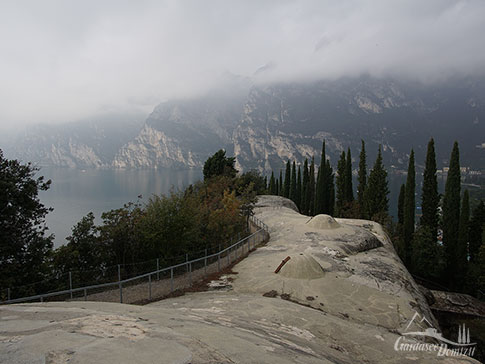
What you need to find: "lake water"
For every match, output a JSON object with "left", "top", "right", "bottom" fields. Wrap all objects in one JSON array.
[{"left": 37, "top": 167, "right": 203, "bottom": 247}]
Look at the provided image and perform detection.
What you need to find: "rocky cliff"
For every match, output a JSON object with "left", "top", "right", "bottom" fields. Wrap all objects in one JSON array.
[
  {"left": 112, "top": 89, "right": 245, "bottom": 168},
  {"left": 3, "top": 114, "right": 143, "bottom": 168},
  {"left": 4, "top": 77, "right": 485, "bottom": 171}
]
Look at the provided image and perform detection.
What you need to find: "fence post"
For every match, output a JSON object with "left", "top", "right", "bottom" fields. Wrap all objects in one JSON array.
[
  {"left": 84, "top": 288, "right": 87, "bottom": 301},
  {"left": 218, "top": 253, "right": 221, "bottom": 272},
  {"left": 69, "top": 271, "right": 73, "bottom": 299},
  {"left": 118, "top": 264, "right": 123, "bottom": 303},
  {"left": 227, "top": 247, "right": 230, "bottom": 265},
  {"left": 186, "top": 254, "right": 189, "bottom": 272},
  {"left": 170, "top": 268, "right": 174, "bottom": 292},
  {"left": 204, "top": 249, "right": 207, "bottom": 276},
  {"left": 156, "top": 258, "right": 160, "bottom": 280},
  {"left": 148, "top": 274, "right": 152, "bottom": 300},
  {"left": 7, "top": 288, "right": 10, "bottom": 301}
]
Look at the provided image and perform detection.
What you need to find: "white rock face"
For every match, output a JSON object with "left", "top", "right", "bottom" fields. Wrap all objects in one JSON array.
[
  {"left": 46, "top": 140, "right": 103, "bottom": 168},
  {"left": 113, "top": 125, "right": 198, "bottom": 169}
]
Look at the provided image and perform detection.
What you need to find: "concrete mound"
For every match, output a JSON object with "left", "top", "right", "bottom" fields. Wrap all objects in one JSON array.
[
  {"left": 278, "top": 254, "right": 325, "bottom": 280},
  {"left": 254, "top": 195, "right": 299, "bottom": 212},
  {"left": 306, "top": 214, "right": 341, "bottom": 230}
]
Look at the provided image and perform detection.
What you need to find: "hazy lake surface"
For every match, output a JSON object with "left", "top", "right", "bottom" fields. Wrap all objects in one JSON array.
[{"left": 38, "top": 167, "right": 202, "bottom": 247}]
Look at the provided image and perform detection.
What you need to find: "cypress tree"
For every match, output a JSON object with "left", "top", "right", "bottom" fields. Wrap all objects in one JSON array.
[
  {"left": 296, "top": 165, "right": 302, "bottom": 210},
  {"left": 302, "top": 159, "right": 309, "bottom": 215},
  {"left": 264, "top": 176, "right": 268, "bottom": 191},
  {"left": 420, "top": 138, "right": 439, "bottom": 243},
  {"left": 357, "top": 140, "right": 367, "bottom": 218},
  {"left": 279, "top": 170, "right": 283, "bottom": 196},
  {"left": 442, "top": 141, "right": 461, "bottom": 286},
  {"left": 395, "top": 183, "right": 406, "bottom": 261},
  {"left": 269, "top": 172, "right": 276, "bottom": 195},
  {"left": 455, "top": 190, "right": 470, "bottom": 290},
  {"left": 326, "top": 159, "right": 335, "bottom": 216},
  {"left": 469, "top": 201, "right": 485, "bottom": 263},
  {"left": 336, "top": 151, "right": 346, "bottom": 217},
  {"left": 308, "top": 157, "right": 316, "bottom": 216},
  {"left": 403, "top": 149, "right": 415, "bottom": 267},
  {"left": 412, "top": 225, "right": 440, "bottom": 280},
  {"left": 275, "top": 178, "right": 279, "bottom": 196},
  {"left": 315, "top": 141, "right": 326, "bottom": 214},
  {"left": 284, "top": 161, "right": 291, "bottom": 198},
  {"left": 365, "top": 146, "right": 389, "bottom": 223},
  {"left": 322, "top": 158, "right": 334, "bottom": 214},
  {"left": 466, "top": 200, "right": 485, "bottom": 295},
  {"left": 290, "top": 161, "right": 297, "bottom": 203},
  {"left": 398, "top": 184, "right": 406, "bottom": 225},
  {"left": 477, "top": 241, "right": 485, "bottom": 294},
  {"left": 345, "top": 148, "right": 354, "bottom": 203}
]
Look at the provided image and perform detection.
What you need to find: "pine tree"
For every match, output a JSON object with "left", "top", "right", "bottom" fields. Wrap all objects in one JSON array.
[
  {"left": 302, "top": 159, "right": 309, "bottom": 214},
  {"left": 403, "top": 149, "right": 415, "bottom": 267},
  {"left": 296, "top": 165, "right": 302, "bottom": 210},
  {"left": 315, "top": 141, "right": 326, "bottom": 214},
  {"left": 336, "top": 151, "right": 346, "bottom": 217},
  {"left": 442, "top": 141, "right": 461, "bottom": 287},
  {"left": 308, "top": 157, "right": 316, "bottom": 216},
  {"left": 284, "top": 161, "right": 291, "bottom": 198},
  {"left": 398, "top": 184, "right": 406, "bottom": 225},
  {"left": 365, "top": 146, "right": 389, "bottom": 223},
  {"left": 420, "top": 138, "right": 439, "bottom": 244},
  {"left": 290, "top": 161, "right": 297, "bottom": 203},
  {"left": 455, "top": 190, "right": 470, "bottom": 290},
  {"left": 345, "top": 147, "right": 354, "bottom": 203},
  {"left": 269, "top": 172, "right": 276, "bottom": 195},
  {"left": 357, "top": 140, "right": 367, "bottom": 218}
]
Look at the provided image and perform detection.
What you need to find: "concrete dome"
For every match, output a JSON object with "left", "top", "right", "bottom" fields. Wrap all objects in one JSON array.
[
  {"left": 278, "top": 254, "right": 325, "bottom": 280},
  {"left": 306, "top": 214, "right": 341, "bottom": 230}
]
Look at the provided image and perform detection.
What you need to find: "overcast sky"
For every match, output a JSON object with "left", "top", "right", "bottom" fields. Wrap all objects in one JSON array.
[{"left": 1, "top": 0, "right": 485, "bottom": 128}]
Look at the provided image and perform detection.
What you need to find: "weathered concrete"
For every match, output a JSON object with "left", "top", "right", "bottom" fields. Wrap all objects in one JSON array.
[{"left": 0, "top": 196, "right": 481, "bottom": 363}]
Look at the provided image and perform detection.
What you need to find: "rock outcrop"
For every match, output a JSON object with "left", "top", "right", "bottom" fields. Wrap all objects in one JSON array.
[{"left": 0, "top": 196, "right": 480, "bottom": 363}]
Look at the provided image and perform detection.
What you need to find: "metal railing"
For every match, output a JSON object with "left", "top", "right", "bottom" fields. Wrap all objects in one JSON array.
[{"left": 1, "top": 216, "right": 269, "bottom": 305}]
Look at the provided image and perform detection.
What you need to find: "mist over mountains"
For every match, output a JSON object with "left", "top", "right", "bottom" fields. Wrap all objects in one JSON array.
[{"left": 4, "top": 76, "right": 485, "bottom": 172}]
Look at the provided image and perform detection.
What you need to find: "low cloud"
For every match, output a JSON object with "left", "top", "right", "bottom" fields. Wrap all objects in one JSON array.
[{"left": 1, "top": 0, "right": 484, "bottom": 127}]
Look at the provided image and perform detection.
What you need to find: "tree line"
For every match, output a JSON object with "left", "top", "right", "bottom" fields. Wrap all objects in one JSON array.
[
  {"left": 267, "top": 140, "right": 389, "bottom": 223},
  {"left": 265, "top": 139, "right": 485, "bottom": 297},
  {"left": 395, "top": 140, "right": 485, "bottom": 296},
  {"left": 0, "top": 149, "right": 264, "bottom": 298}
]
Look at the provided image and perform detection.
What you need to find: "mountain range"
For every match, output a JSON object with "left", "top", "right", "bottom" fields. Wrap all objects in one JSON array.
[{"left": 3, "top": 76, "right": 485, "bottom": 172}]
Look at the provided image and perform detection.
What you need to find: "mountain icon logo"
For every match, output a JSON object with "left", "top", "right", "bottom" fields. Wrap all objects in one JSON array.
[{"left": 401, "top": 311, "right": 476, "bottom": 347}]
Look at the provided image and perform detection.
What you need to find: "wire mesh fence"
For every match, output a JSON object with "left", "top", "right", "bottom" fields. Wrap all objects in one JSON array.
[{"left": 1, "top": 216, "right": 269, "bottom": 305}]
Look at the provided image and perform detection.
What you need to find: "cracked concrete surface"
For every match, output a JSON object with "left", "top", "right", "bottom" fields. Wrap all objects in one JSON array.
[{"left": 0, "top": 196, "right": 480, "bottom": 363}]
